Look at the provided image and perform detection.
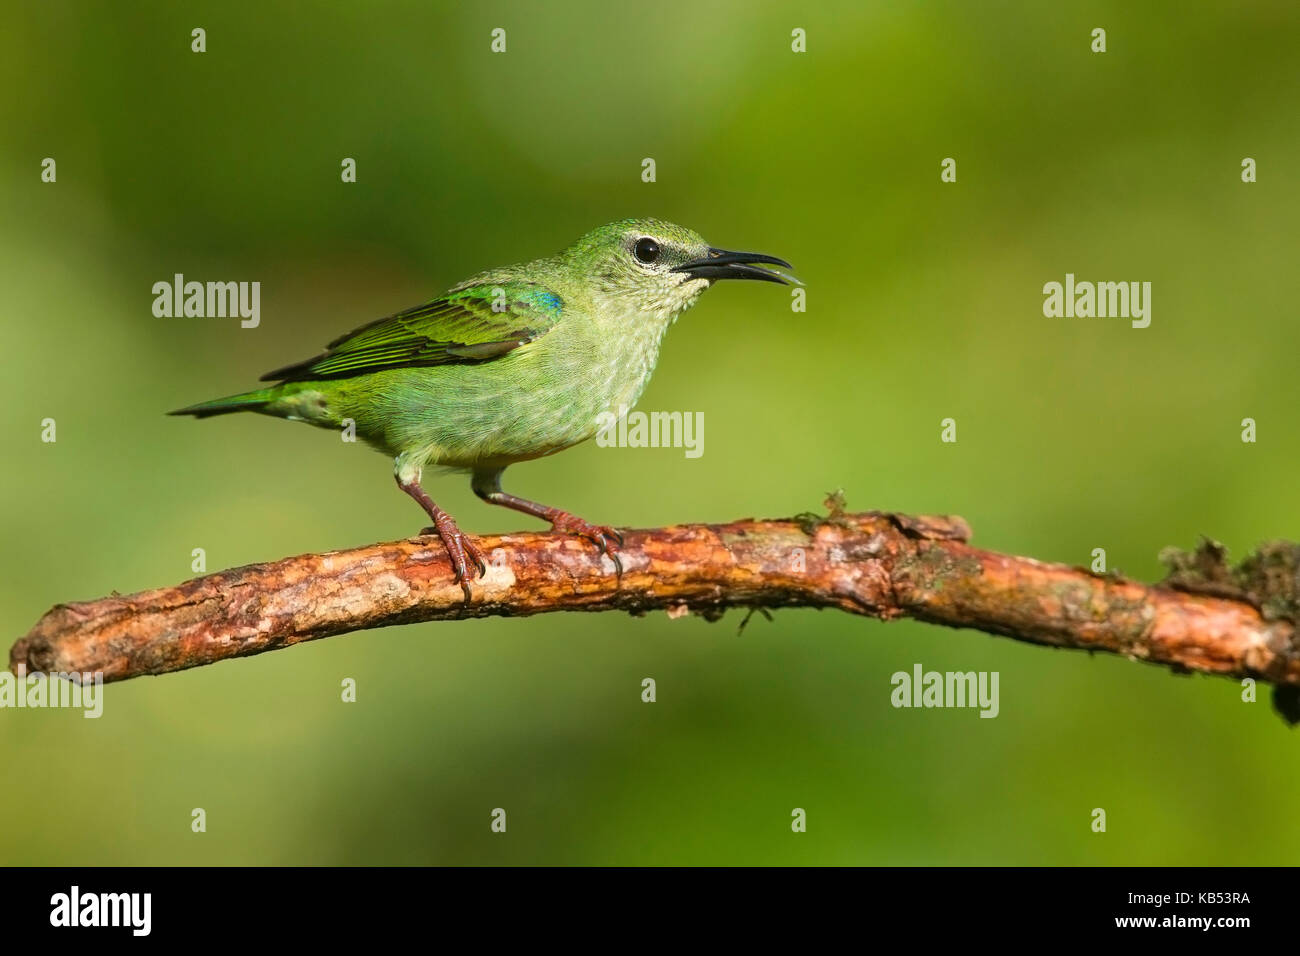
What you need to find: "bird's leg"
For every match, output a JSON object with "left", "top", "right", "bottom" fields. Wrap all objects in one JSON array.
[
  {"left": 471, "top": 467, "right": 623, "bottom": 576},
  {"left": 396, "top": 475, "right": 487, "bottom": 601}
]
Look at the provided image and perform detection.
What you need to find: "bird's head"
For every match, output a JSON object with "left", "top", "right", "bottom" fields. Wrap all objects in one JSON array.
[{"left": 564, "top": 218, "right": 794, "bottom": 322}]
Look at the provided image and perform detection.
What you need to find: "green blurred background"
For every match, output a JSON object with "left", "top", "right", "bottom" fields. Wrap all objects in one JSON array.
[{"left": 3, "top": 0, "right": 1298, "bottom": 865}]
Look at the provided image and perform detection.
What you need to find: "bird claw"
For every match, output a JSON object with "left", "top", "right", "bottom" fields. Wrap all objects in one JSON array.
[
  {"left": 419, "top": 523, "right": 488, "bottom": 600},
  {"left": 550, "top": 514, "right": 624, "bottom": 579}
]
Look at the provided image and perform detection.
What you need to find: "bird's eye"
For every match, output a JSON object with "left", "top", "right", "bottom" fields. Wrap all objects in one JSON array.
[{"left": 633, "top": 237, "right": 660, "bottom": 264}]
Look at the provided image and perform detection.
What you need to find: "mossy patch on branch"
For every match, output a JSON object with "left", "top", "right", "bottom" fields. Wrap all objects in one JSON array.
[
  {"left": 795, "top": 489, "right": 852, "bottom": 536},
  {"left": 1161, "top": 537, "right": 1300, "bottom": 725},
  {"left": 1160, "top": 537, "right": 1300, "bottom": 623}
]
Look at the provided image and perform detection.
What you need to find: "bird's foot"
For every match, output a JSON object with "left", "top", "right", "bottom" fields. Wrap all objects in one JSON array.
[
  {"left": 418, "top": 514, "right": 488, "bottom": 601},
  {"left": 550, "top": 512, "right": 624, "bottom": 578}
]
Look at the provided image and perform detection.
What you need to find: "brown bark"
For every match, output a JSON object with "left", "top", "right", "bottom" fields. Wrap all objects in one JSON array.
[{"left": 10, "top": 510, "right": 1300, "bottom": 686}]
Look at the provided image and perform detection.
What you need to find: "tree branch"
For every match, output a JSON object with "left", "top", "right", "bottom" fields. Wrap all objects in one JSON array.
[{"left": 10, "top": 509, "right": 1300, "bottom": 688}]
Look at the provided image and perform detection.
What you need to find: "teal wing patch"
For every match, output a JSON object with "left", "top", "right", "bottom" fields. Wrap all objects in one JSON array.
[{"left": 260, "top": 283, "right": 563, "bottom": 382}]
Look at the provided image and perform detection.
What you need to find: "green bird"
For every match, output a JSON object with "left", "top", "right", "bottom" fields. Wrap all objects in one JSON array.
[{"left": 171, "top": 218, "right": 793, "bottom": 597}]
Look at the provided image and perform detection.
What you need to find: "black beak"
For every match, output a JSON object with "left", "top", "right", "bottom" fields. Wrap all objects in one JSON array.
[{"left": 671, "top": 247, "right": 794, "bottom": 285}]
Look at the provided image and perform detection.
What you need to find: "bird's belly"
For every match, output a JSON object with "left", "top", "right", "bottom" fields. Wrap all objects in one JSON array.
[{"left": 349, "top": 347, "right": 654, "bottom": 469}]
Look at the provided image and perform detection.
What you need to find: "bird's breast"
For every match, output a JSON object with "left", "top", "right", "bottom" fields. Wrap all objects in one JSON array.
[{"left": 362, "top": 308, "right": 675, "bottom": 468}]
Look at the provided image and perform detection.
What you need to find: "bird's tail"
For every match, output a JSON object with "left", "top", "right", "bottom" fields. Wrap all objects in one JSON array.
[{"left": 168, "top": 387, "right": 279, "bottom": 419}]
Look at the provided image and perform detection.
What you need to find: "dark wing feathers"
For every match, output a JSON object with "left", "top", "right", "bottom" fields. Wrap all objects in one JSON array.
[{"left": 259, "top": 282, "right": 563, "bottom": 383}]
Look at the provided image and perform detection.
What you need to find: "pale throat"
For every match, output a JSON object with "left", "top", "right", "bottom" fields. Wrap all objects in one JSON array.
[{"left": 591, "top": 286, "right": 700, "bottom": 413}]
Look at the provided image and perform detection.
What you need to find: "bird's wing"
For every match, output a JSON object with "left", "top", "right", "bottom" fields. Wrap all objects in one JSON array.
[{"left": 259, "top": 281, "right": 564, "bottom": 382}]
